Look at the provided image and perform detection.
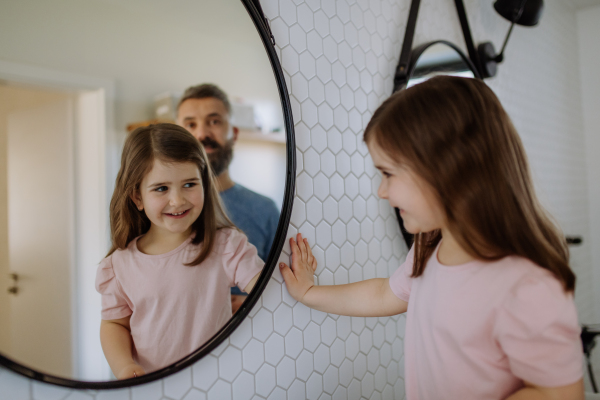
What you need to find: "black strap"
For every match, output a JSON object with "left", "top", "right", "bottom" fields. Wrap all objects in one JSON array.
[
  {"left": 393, "top": 0, "right": 421, "bottom": 93},
  {"left": 454, "top": 0, "right": 480, "bottom": 76}
]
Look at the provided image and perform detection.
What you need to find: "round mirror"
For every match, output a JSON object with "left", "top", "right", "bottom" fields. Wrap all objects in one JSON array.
[
  {"left": 0, "top": 0, "right": 294, "bottom": 388},
  {"left": 407, "top": 40, "right": 480, "bottom": 88}
]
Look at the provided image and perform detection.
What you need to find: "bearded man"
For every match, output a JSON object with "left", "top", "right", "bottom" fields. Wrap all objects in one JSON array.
[{"left": 177, "top": 84, "right": 279, "bottom": 311}]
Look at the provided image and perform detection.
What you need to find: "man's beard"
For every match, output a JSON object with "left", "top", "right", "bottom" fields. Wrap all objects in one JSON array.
[{"left": 202, "top": 137, "right": 234, "bottom": 177}]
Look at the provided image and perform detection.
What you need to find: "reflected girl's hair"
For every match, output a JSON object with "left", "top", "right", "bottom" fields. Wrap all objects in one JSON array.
[
  {"left": 364, "top": 76, "right": 575, "bottom": 292},
  {"left": 107, "top": 123, "right": 234, "bottom": 265}
]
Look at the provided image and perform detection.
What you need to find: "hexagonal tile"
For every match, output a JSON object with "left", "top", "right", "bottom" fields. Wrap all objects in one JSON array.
[
  {"left": 316, "top": 220, "right": 332, "bottom": 248},
  {"left": 332, "top": 61, "right": 347, "bottom": 87},
  {"left": 359, "top": 328, "right": 374, "bottom": 355},
  {"left": 307, "top": 31, "right": 323, "bottom": 58},
  {"left": 349, "top": 109, "right": 363, "bottom": 134},
  {"left": 353, "top": 196, "right": 367, "bottom": 221},
  {"left": 297, "top": 3, "right": 314, "bottom": 32},
  {"left": 181, "top": 388, "right": 207, "bottom": 400},
  {"left": 285, "top": 327, "right": 304, "bottom": 359},
  {"left": 319, "top": 149, "right": 336, "bottom": 178},
  {"left": 291, "top": 73, "right": 309, "bottom": 102},
  {"left": 293, "top": 301, "right": 312, "bottom": 330},
  {"left": 276, "top": 356, "right": 296, "bottom": 389},
  {"left": 231, "top": 371, "right": 254, "bottom": 400},
  {"left": 192, "top": 355, "right": 218, "bottom": 391},
  {"left": 330, "top": 17, "right": 344, "bottom": 43},
  {"left": 323, "top": 197, "right": 338, "bottom": 223},
  {"left": 364, "top": 260, "right": 377, "bottom": 279},
  {"left": 255, "top": 364, "right": 276, "bottom": 397},
  {"left": 304, "top": 148, "right": 321, "bottom": 177},
  {"left": 338, "top": 196, "right": 352, "bottom": 223},
  {"left": 307, "top": 373, "right": 324, "bottom": 400},
  {"left": 310, "top": 173, "right": 328, "bottom": 202},
  {"left": 314, "top": 10, "right": 330, "bottom": 37},
  {"left": 325, "top": 243, "right": 340, "bottom": 269},
  {"left": 349, "top": 263, "right": 362, "bottom": 283},
  {"left": 268, "top": 387, "right": 287, "bottom": 400},
  {"left": 300, "top": 51, "right": 316, "bottom": 79},
  {"left": 362, "top": 372, "right": 375, "bottom": 399},
  {"left": 252, "top": 308, "right": 274, "bottom": 342},
  {"left": 334, "top": 267, "right": 348, "bottom": 284},
  {"left": 338, "top": 42, "right": 352, "bottom": 68},
  {"left": 306, "top": 197, "right": 323, "bottom": 225},
  {"left": 352, "top": 46, "right": 366, "bottom": 71},
  {"left": 323, "top": 36, "right": 338, "bottom": 63},
  {"left": 331, "top": 220, "right": 346, "bottom": 247},
  {"left": 340, "top": 242, "right": 355, "bottom": 268},
  {"left": 352, "top": 316, "right": 366, "bottom": 335},
  {"left": 325, "top": 81, "right": 341, "bottom": 108},
  {"left": 318, "top": 103, "right": 334, "bottom": 130},
  {"left": 271, "top": 18, "right": 290, "bottom": 48},
  {"left": 318, "top": 267, "right": 334, "bottom": 285},
  {"left": 339, "top": 358, "right": 353, "bottom": 387},
  {"left": 323, "top": 366, "right": 340, "bottom": 394},
  {"left": 345, "top": 24, "right": 358, "bottom": 50},
  {"left": 296, "top": 172, "right": 313, "bottom": 202},
  {"left": 296, "top": 350, "right": 314, "bottom": 381},
  {"left": 340, "top": 85, "right": 354, "bottom": 111},
  {"left": 380, "top": 342, "right": 392, "bottom": 367},
  {"left": 290, "top": 24, "right": 307, "bottom": 53},
  {"left": 301, "top": 99, "right": 318, "bottom": 128},
  {"left": 346, "top": 218, "right": 360, "bottom": 245},
  {"left": 360, "top": 70, "right": 373, "bottom": 93},
  {"left": 330, "top": 173, "right": 345, "bottom": 200},
  {"left": 345, "top": 174, "right": 359, "bottom": 199},
  {"left": 281, "top": 46, "right": 300, "bottom": 76},
  {"left": 289, "top": 380, "right": 307, "bottom": 400},
  {"left": 335, "top": 152, "right": 351, "bottom": 177},
  {"left": 219, "top": 346, "right": 243, "bottom": 383},
  {"left": 242, "top": 338, "right": 265, "bottom": 373},
  {"left": 164, "top": 369, "right": 192, "bottom": 399},
  {"left": 230, "top": 317, "right": 253, "bottom": 349},
  {"left": 316, "top": 56, "right": 332, "bottom": 83},
  {"left": 207, "top": 379, "right": 232, "bottom": 400}
]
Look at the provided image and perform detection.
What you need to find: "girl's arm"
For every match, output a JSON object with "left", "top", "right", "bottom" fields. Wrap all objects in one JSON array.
[
  {"left": 505, "top": 379, "right": 584, "bottom": 400},
  {"left": 100, "top": 316, "right": 146, "bottom": 379},
  {"left": 279, "top": 233, "right": 408, "bottom": 317}
]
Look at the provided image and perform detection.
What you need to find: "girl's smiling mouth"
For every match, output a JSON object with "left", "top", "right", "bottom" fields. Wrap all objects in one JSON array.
[{"left": 165, "top": 209, "right": 191, "bottom": 218}]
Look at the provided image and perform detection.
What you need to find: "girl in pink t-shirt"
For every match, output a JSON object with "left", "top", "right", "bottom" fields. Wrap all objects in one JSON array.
[
  {"left": 280, "top": 76, "right": 584, "bottom": 399},
  {"left": 96, "top": 124, "right": 263, "bottom": 379}
]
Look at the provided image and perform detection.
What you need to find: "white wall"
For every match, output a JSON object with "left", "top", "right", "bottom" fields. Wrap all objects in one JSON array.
[
  {"left": 577, "top": 4, "right": 600, "bottom": 324},
  {"left": 0, "top": 0, "right": 594, "bottom": 398}
]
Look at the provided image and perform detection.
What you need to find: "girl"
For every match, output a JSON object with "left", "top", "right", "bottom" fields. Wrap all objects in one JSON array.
[
  {"left": 280, "top": 76, "right": 584, "bottom": 399},
  {"left": 96, "top": 123, "right": 263, "bottom": 379}
]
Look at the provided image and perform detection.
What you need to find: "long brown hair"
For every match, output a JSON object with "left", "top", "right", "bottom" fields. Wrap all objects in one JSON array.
[
  {"left": 364, "top": 76, "right": 575, "bottom": 292},
  {"left": 107, "top": 123, "right": 234, "bottom": 265}
]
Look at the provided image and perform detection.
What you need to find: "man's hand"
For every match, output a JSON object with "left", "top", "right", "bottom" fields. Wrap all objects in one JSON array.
[
  {"left": 231, "top": 295, "right": 246, "bottom": 313},
  {"left": 116, "top": 363, "right": 146, "bottom": 380},
  {"left": 279, "top": 233, "right": 318, "bottom": 303}
]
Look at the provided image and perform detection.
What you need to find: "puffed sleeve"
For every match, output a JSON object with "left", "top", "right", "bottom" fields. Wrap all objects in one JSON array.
[
  {"left": 95, "top": 256, "right": 132, "bottom": 320},
  {"left": 388, "top": 246, "right": 415, "bottom": 302},
  {"left": 494, "top": 271, "right": 583, "bottom": 387},
  {"left": 221, "top": 229, "right": 265, "bottom": 291}
]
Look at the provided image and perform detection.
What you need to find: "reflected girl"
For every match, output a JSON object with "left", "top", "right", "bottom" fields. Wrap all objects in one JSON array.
[{"left": 95, "top": 123, "right": 263, "bottom": 379}]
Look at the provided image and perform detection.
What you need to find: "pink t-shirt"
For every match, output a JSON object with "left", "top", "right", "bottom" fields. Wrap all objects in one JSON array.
[
  {"left": 95, "top": 228, "right": 263, "bottom": 373},
  {"left": 389, "top": 244, "right": 582, "bottom": 400}
]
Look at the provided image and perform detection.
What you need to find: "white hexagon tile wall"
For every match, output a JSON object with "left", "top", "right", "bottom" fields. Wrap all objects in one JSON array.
[{"left": 0, "top": 0, "right": 593, "bottom": 399}]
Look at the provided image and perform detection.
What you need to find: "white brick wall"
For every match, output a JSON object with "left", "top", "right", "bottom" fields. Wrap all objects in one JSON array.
[{"left": 0, "top": 0, "right": 593, "bottom": 398}]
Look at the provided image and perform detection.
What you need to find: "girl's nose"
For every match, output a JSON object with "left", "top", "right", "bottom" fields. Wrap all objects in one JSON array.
[
  {"left": 169, "top": 190, "right": 186, "bottom": 206},
  {"left": 377, "top": 180, "right": 387, "bottom": 199}
]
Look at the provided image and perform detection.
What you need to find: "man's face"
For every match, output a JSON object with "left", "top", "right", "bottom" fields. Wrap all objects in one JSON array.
[{"left": 177, "top": 97, "right": 238, "bottom": 176}]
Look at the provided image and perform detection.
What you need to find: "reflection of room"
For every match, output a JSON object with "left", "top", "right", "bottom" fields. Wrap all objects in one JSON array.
[{"left": 2, "top": 0, "right": 600, "bottom": 397}]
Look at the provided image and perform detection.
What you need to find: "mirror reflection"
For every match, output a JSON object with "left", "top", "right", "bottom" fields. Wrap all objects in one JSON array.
[
  {"left": 407, "top": 42, "right": 476, "bottom": 88},
  {"left": 0, "top": 0, "right": 285, "bottom": 381}
]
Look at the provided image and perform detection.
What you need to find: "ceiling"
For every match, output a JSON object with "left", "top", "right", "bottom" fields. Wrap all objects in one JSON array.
[{"left": 561, "top": 0, "right": 600, "bottom": 10}]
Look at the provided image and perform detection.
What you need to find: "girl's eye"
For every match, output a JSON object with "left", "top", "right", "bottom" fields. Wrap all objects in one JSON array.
[
  {"left": 155, "top": 186, "right": 168, "bottom": 192},
  {"left": 184, "top": 182, "right": 197, "bottom": 188},
  {"left": 382, "top": 171, "right": 392, "bottom": 178}
]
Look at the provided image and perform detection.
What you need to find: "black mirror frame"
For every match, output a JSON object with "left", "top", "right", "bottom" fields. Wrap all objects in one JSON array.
[{"left": 0, "top": 0, "right": 296, "bottom": 389}]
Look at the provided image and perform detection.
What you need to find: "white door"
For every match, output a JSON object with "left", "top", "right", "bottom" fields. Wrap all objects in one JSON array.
[{"left": 5, "top": 94, "right": 74, "bottom": 377}]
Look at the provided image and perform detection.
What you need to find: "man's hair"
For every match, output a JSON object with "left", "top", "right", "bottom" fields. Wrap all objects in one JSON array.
[
  {"left": 364, "top": 76, "right": 575, "bottom": 292},
  {"left": 178, "top": 83, "right": 232, "bottom": 115}
]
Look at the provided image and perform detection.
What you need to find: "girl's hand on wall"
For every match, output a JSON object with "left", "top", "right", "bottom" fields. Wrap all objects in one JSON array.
[
  {"left": 116, "top": 363, "right": 146, "bottom": 380},
  {"left": 279, "top": 233, "right": 318, "bottom": 303}
]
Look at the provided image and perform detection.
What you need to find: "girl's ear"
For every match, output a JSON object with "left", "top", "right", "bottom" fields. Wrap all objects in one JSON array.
[{"left": 130, "top": 191, "right": 144, "bottom": 211}]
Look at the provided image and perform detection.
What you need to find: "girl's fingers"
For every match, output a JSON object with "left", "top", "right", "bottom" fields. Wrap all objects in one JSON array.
[
  {"left": 279, "top": 263, "right": 296, "bottom": 283},
  {"left": 296, "top": 233, "right": 308, "bottom": 261}
]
